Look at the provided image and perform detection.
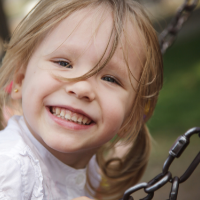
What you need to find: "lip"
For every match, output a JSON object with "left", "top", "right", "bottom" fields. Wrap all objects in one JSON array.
[{"left": 45, "top": 106, "right": 95, "bottom": 130}]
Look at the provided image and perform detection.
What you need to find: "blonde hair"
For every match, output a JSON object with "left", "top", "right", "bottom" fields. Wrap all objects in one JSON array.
[{"left": 0, "top": 0, "right": 163, "bottom": 199}]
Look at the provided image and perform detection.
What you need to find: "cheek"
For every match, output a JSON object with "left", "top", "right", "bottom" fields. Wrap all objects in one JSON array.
[
  {"left": 23, "top": 69, "right": 58, "bottom": 97},
  {"left": 102, "top": 97, "right": 127, "bottom": 133},
  {"left": 21, "top": 71, "right": 60, "bottom": 121},
  {"left": 103, "top": 90, "right": 135, "bottom": 135},
  {"left": 96, "top": 101, "right": 127, "bottom": 146}
]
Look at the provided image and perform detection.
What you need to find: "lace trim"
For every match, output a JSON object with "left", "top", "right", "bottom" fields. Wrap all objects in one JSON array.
[
  {"left": 20, "top": 145, "right": 44, "bottom": 199},
  {"left": 0, "top": 189, "right": 10, "bottom": 200}
]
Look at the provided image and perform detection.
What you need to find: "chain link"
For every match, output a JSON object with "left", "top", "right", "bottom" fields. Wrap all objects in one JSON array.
[
  {"left": 159, "top": 0, "right": 199, "bottom": 54},
  {"left": 120, "top": 127, "right": 200, "bottom": 200},
  {"left": 120, "top": 1, "right": 200, "bottom": 199}
]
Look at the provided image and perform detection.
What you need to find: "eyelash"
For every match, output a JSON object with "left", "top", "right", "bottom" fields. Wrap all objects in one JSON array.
[
  {"left": 101, "top": 76, "right": 120, "bottom": 85},
  {"left": 54, "top": 60, "right": 73, "bottom": 68},
  {"left": 53, "top": 60, "right": 120, "bottom": 85}
]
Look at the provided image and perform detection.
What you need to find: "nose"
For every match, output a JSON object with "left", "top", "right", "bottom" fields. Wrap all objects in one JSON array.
[{"left": 65, "top": 80, "right": 95, "bottom": 101}]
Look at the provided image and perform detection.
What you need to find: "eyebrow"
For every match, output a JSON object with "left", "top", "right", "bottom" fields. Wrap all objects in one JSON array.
[
  {"left": 61, "top": 43, "right": 128, "bottom": 76},
  {"left": 52, "top": 40, "right": 102, "bottom": 64},
  {"left": 51, "top": 43, "right": 84, "bottom": 60},
  {"left": 47, "top": 40, "right": 136, "bottom": 85},
  {"left": 106, "top": 56, "right": 128, "bottom": 78}
]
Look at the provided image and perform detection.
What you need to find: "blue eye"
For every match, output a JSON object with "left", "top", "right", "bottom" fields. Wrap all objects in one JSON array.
[
  {"left": 102, "top": 76, "right": 119, "bottom": 85},
  {"left": 56, "top": 60, "right": 73, "bottom": 68}
]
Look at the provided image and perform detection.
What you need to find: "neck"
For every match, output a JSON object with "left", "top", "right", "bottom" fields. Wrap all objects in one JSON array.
[
  {"left": 24, "top": 117, "right": 99, "bottom": 169},
  {"left": 46, "top": 146, "right": 98, "bottom": 169},
  {"left": 34, "top": 132, "right": 98, "bottom": 169}
]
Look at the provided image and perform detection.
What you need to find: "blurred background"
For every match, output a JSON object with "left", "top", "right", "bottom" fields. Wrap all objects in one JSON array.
[{"left": 0, "top": 0, "right": 200, "bottom": 199}]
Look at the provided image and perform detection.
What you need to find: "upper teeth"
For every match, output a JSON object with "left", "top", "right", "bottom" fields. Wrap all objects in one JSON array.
[{"left": 51, "top": 107, "right": 92, "bottom": 125}]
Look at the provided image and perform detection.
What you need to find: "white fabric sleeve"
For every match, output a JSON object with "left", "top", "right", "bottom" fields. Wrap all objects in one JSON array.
[{"left": 0, "top": 155, "right": 22, "bottom": 200}]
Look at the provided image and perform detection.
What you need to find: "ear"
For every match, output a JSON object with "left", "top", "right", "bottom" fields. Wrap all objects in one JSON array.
[{"left": 11, "top": 68, "right": 25, "bottom": 100}]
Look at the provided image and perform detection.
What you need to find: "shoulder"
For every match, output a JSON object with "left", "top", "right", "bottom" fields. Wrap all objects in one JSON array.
[
  {"left": 0, "top": 116, "right": 28, "bottom": 162},
  {"left": 0, "top": 154, "right": 23, "bottom": 199},
  {"left": 0, "top": 116, "right": 25, "bottom": 147},
  {"left": 0, "top": 145, "right": 44, "bottom": 200},
  {"left": 0, "top": 116, "right": 44, "bottom": 200}
]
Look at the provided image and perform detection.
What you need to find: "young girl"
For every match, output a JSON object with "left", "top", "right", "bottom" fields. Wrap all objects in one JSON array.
[{"left": 0, "top": 0, "right": 163, "bottom": 200}]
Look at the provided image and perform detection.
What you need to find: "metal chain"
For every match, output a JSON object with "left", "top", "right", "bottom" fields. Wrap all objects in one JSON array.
[
  {"left": 120, "top": 127, "right": 200, "bottom": 200},
  {"left": 120, "top": 1, "right": 200, "bottom": 199},
  {"left": 159, "top": 0, "right": 199, "bottom": 54},
  {"left": 119, "top": 2, "right": 200, "bottom": 199}
]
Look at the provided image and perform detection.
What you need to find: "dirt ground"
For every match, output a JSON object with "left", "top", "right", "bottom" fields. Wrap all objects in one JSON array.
[{"left": 131, "top": 134, "right": 200, "bottom": 200}]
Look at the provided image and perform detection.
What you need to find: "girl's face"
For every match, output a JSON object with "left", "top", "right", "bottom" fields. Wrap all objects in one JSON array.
[{"left": 13, "top": 6, "right": 144, "bottom": 168}]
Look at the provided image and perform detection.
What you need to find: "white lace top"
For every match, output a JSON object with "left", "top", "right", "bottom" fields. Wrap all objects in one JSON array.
[{"left": 0, "top": 116, "right": 101, "bottom": 200}]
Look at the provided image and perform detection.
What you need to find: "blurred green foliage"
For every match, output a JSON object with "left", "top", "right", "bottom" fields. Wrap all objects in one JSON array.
[{"left": 148, "top": 33, "right": 200, "bottom": 136}]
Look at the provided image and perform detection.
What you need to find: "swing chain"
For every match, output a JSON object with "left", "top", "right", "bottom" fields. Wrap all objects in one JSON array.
[
  {"left": 159, "top": 0, "right": 199, "bottom": 54},
  {"left": 120, "top": 1, "right": 200, "bottom": 199},
  {"left": 121, "top": 127, "right": 200, "bottom": 200}
]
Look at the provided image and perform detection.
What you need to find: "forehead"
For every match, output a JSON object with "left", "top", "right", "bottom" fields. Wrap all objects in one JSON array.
[
  {"left": 40, "top": 5, "right": 145, "bottom": 81},
  {"left": 42, "top": 5, "right": 112, "bottom": 55}
]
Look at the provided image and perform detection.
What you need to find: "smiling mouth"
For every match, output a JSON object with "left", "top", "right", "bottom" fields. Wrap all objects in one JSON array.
[{"left": 50, "top": 106, "right": 92, "bottom": 125}]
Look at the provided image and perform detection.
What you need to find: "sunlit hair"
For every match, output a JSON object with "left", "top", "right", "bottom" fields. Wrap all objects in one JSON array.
[{"left": 0, "top": 0, "right": 163, "bottom": 199}]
